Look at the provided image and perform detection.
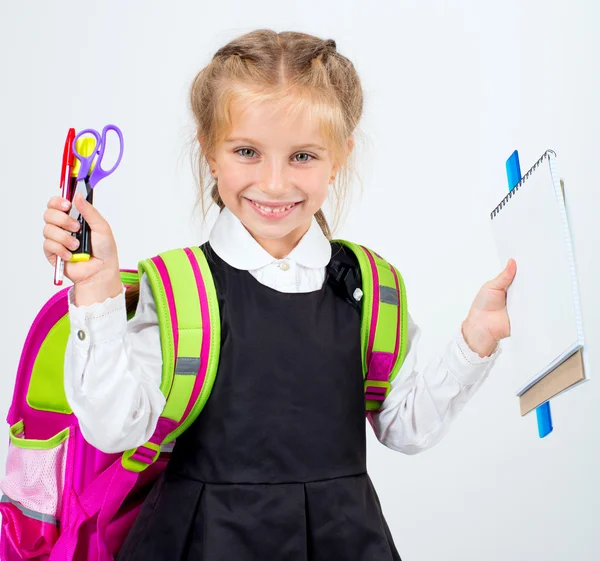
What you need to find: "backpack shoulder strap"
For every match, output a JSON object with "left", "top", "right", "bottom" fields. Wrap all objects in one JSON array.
[
  {"left": 121, "top": 246, "right": 221, "bottom": 472},
  {"left": 331, "top": 240, "right": 409, "bottom": 410}
]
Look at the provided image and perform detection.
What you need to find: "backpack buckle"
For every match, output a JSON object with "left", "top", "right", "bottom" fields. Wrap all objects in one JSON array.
[
  {"left": 365, "top": 380, "right": 391, "bottom": 411},
  {"left": 122, "top": 442, "right": 161, "bottom": 473},
  {"left": 364, "top": 380, "right": 391, "bottom": 401}
]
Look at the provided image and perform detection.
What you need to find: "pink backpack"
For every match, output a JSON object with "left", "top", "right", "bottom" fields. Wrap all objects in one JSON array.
[
  {"left": 1, "top": 242, "right": 407, "bottom": 560},
  {"left": 0, "top": 248, "right": 221, "bottom": 561}
]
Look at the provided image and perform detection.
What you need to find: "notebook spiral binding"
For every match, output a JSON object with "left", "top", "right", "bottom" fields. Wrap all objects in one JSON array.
[{"left": 490, "top": 149, "right": 557, "bottom": 220}]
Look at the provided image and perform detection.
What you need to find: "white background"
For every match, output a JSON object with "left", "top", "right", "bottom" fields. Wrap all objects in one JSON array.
[{"left": 1, "top": 1, "right": 599, "bottom": 559}]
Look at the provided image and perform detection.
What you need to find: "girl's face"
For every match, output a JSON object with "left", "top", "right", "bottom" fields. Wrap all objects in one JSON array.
[{"left": 206, "top": 99, "right": 344, "bottom": 258}]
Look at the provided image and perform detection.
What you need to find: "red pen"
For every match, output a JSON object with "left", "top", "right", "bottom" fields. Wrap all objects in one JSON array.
[{"left": 54, "top": 128, "right": 76, "bottom": 286}]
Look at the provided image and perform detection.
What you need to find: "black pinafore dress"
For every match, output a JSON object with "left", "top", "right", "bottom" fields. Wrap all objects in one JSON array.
[{"left": 117, "top": 242, "right": 401, "bottom": 561}]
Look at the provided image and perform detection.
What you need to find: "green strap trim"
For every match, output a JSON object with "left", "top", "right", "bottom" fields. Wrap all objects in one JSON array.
[
  {"left": 137, "top": 257, "right": 175, "bottom": 398},
  {"left": 162, "top": 250, "right": 202, "bottom": 359},
  {"left": 120, "top": 271, "right": 139, "bottom": 286},
  {"left": 164, "top": 246, "right": 221, "bottom": 443},
  {"left": 9, "top": 421, "right": 70, "bottom": 450}
]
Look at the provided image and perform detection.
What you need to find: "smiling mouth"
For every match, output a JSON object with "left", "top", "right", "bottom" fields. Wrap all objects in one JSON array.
[{"left": 246, "top": 199, "right": 303, "bottom": 213}]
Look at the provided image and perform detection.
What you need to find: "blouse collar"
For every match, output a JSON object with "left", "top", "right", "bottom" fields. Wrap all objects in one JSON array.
[{"left": 208, "top": 206, "right": 332, "bottom": 271}]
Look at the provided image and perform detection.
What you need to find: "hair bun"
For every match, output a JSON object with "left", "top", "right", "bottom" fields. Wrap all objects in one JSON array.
[{"left": 323, "top": 39, "right": 337, "bottom": 51}]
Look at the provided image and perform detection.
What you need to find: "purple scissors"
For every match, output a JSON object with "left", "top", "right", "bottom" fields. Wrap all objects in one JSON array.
[
  {"left": 67, "top": 124, "right": 124, "bottom": 260},
  {"left": 72, "top": 124, "right": 124, "bottom": 188}
]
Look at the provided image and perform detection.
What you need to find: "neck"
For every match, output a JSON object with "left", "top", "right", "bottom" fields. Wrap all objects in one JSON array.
[{"left": 246, "top": 221, "right": 311, "bottom": 259}]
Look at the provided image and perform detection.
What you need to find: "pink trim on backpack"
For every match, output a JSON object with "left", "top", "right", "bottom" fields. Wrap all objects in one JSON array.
[
  {"left": 151, "top": 255, "right": 179, "bottom": 385},
  {"left": 149, "top": 418, "right": 178, "bottom": 445},
  {"left": 362, "top": 247, "right": 380, "bottom": 367}
]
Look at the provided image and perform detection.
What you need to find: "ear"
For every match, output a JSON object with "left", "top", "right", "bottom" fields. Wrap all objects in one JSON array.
[
  {"left": 346, "top": 135, "right": 355, "bottom": 155},
  {"left": 206, "top": 153, "right": 217, "bottom": 170}
]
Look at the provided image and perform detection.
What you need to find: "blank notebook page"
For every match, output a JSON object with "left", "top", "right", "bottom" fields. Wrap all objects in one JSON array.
[{"left": 490, "top": 151, "right": 584, "bottom": 395}]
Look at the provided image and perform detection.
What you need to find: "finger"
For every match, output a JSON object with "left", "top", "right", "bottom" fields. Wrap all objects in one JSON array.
[
  {"left": 48, "top": 196, "right": 72, "bottom": 211},
  {"left": 487, "top": 259, "right": 517, "bottom": 291},
  {"left": 44, "top": 208, "right": 81, "bottom": 233},
  {"left": 74, "top": 193, "right": 109, "bottom": 231},
  {"left": 43, "top": 223, "right": 81, "bottom": 251},
  {"left": 44, "top": 238, "right": 73, "bottom": 263}
]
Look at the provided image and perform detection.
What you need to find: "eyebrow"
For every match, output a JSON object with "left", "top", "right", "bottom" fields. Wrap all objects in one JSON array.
[{"left": 224, "top": 137, "right": 328, "bottom": 152}]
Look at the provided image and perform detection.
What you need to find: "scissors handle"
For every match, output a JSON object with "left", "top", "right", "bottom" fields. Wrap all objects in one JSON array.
[
  {"left": 72, "top": 129, "right": 101, "bottom": 181},
  {"left": 88, "top": 124, "right": 124, "bottom": 189}
]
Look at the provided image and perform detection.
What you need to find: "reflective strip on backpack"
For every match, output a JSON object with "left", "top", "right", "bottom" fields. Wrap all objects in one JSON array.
[
  {"left": 174, "top": 357, "right": 201, "bottom": 374},
  {"left": 1, "top": 494, "right": 57, "bottom": 525}
]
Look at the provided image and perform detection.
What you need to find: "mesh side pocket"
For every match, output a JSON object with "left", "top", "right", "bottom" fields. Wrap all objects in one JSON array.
[{"left": 0, "top": 422, "right": 69, "bottom": 518}]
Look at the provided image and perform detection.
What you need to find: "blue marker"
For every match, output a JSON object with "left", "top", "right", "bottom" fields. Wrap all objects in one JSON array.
[
  {"left": 505, "top": 150, "right": 553, "bottom": 438},
  {"left": 506, "top": 150, "right": 521, "bottom": 192},
  {"left": 536, "top": 402, "right": 553, "bottom": 437}
]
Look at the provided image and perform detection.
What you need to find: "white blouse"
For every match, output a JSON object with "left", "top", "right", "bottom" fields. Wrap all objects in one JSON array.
[{"left": 64, "top": 207, "right": 500, "bottom": 454}]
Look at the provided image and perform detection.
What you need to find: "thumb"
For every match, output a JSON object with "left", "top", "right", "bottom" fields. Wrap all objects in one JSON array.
[
  {"left": 488, "top": 259, "right": 517, "bottom": 291},
  {"left": 74, "top": 192, "right": 108, "bottom": 231}
]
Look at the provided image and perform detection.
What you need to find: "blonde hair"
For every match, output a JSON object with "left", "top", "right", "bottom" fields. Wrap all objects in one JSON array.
[{"left": 189, "top": 29, "right": 364, "bottom": 239}]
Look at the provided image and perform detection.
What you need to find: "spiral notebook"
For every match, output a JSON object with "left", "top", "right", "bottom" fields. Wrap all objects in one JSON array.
[{"left": 490, "top": 150, "right": 586, "bottom": 405}]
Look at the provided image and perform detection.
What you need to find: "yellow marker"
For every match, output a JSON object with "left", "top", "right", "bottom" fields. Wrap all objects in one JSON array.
[
  {"left": 71, "top": 137, "right": 97, "bottom": 177},
  {"left": 68, "top": 136, "right": 97, "bottom": 262}
]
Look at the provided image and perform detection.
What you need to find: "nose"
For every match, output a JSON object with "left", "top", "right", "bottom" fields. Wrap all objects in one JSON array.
[{"left": 258, "top": 156, "right": 289, "bottom": 195}]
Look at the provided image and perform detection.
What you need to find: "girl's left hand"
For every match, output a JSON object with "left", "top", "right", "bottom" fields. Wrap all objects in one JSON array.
[{"left": 461, "top": 259, "right": 517, "bottom": 358}]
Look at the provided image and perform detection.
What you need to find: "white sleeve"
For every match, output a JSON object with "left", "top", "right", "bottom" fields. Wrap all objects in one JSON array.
[
  {"left": 367, "top": 312, "right": 500, "bottom": 454},
  {"left": 63, "top": 273, "right": 165, "bottom": 454}
]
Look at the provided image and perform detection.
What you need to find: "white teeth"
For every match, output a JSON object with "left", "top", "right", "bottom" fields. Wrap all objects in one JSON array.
[{"left": 251, "top": 201, "right": 297, "bottom": 213}]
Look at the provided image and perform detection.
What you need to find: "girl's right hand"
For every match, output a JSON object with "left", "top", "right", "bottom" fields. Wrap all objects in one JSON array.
[{"left": 43, "top": 193, "right": 122, "bottom": 304}]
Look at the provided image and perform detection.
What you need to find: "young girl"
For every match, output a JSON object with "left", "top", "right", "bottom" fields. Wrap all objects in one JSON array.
[{"left": 42, "top": 29, "right": 515, "bottom": 561}]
